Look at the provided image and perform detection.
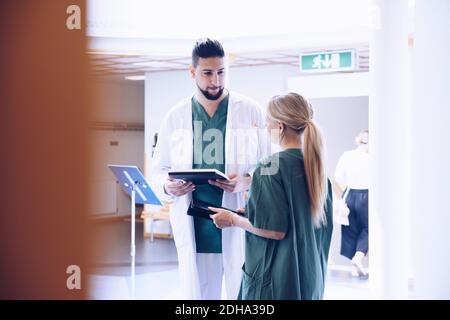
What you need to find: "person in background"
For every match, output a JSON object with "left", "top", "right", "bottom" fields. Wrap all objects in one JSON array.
[
  {"left": 210, "top": 93, "right": 333, "bottom": 300},
  {"left": 333, "top": 130, "right": 369, "bottom": 279}
]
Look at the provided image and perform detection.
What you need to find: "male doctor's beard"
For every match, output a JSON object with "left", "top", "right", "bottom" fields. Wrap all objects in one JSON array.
[{"left": 197, "top": 84, "right": 224, "bottom": 101}]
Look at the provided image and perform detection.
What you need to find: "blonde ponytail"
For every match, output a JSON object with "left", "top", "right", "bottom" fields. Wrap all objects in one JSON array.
[{"left": 303, "top": 121, "right": 327, "bottom": 227}]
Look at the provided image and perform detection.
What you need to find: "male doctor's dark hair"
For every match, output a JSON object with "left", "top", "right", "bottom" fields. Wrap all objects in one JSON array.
[{"left": 192, "top": 38, "right": 225, "bottom": 67}]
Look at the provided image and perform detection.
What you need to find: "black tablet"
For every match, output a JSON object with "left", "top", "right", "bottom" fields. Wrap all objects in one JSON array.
[
  {"left": 168, "top": 169, "right": 229, "bottom": 185},
  {"left": 187, "top": 199, "right": 244, "bottom": 220}
]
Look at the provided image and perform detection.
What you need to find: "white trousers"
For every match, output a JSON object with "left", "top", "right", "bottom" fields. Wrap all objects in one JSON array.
[
  {"left": 196, "top": 253, "right": 224, "bottom": 299},
  {"left": 196, "top": 253, "right": 242, "bottom": 300}
]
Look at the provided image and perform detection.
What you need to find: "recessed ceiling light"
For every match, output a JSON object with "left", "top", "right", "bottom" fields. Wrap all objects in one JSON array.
[
  {"left": 125, "top": 75, "right": 146, "bottom": 81},
  {"left": 87, "top": 51, "right": 143, "bottom": 56},
  {"left": 134, "top": 61, "right": 180, "bottom": 68}
]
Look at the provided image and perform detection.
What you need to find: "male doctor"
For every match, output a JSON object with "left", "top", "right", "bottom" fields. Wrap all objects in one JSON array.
[{"left": 150, "top": 38, "right": 268, "bottom": 299}]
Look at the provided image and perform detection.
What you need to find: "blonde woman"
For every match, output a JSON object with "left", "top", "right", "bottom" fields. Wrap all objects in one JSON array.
[{"left": 209, "top": 93, "right": 333, "bottom": 300}]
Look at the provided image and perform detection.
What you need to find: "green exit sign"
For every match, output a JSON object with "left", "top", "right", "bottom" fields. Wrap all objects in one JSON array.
[{"left": 300, "top": 50, "right": 355, "bottom": 73}]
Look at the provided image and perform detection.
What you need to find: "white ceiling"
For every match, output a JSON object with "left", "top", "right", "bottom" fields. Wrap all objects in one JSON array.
[
  {"left": 86, "top": 0, "right": 371, "bottom": 78},
  {"left": 87, "top": 0, "right": 372, "bottom": 39}
]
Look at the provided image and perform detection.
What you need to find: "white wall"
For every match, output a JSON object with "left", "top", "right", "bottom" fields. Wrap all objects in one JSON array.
[
  {"left": 288, "top": 72, "right": 370, "bottom": 99},
  {"left": 229, "top": 64, "right": 300, "bottom": 109},
  {"left": 310, "top": 96, "right": 369, "bottom": 177},
  {"left": 89, "top": 79, "right": 145, "bottom": 215},
  {"left": 145, "top": 70, "right": 193, "bottom": 156},
  {"left": 310, "top": 96, "right": 369, "bottom": 267}
]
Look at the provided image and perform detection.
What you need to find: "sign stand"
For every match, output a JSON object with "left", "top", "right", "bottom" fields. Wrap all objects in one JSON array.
[{"left": 108, "top": 165, "right": 162, "bottom": 299}]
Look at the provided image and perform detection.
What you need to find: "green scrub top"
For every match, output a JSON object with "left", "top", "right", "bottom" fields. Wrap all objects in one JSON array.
[
  {"left": 239, "top": 148, "right": 333, "bottom": 300},
  {"left": 191, "top": 94, "right": 229, "bottom": 253}
]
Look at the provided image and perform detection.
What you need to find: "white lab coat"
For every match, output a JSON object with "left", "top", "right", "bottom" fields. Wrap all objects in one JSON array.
[{"left": 149, "top": 92, "right": 268, "bottom": 299}]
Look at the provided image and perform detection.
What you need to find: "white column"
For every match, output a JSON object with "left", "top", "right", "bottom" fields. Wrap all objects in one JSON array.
[
  {"left": 369, "top": 0, "right": 411, "bottom": 299},
  {"left": 410, "top": 0, "right": 450, "bottom": 299}
]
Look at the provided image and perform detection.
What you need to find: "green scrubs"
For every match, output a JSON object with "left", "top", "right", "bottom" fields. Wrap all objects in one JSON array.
[
  {"left": 239, "top": 148, "right": 333, "bottom": 300},
  {"left": 192, "top": 95, "right": 229, "bottom": 253}
]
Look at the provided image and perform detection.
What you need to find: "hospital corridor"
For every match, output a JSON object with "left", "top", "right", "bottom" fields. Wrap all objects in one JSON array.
[{"left": 1, "top": 0, "right": 449, "bottom": 303}]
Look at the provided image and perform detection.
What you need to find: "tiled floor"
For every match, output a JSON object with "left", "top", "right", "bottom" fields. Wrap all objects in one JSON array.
[
  {"left": 88, "top": 268, "right": 181, "bottom": 300},
  {"left": 87, "top": 220, "right": 374, "bottom": 300},
  {"left": 87, "top": 268, "right": 374, "bottom": 300}
]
